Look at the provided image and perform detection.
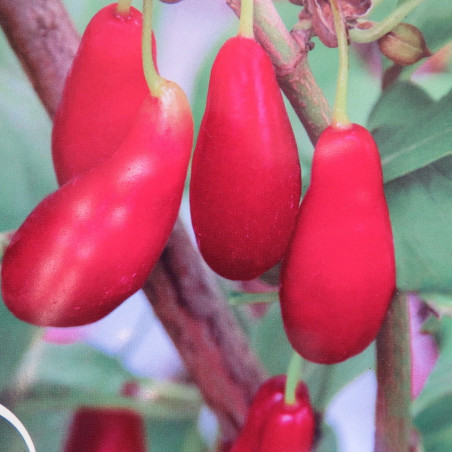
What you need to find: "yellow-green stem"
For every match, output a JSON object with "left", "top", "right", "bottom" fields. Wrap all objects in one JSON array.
[
  {"left": 350, "top": 0, "right": 426, "bottom": 44},
  {"left": 238, "top": 0, "right": 254, "bottom": 39},
  {"left": 284, "top": 351, "right": 303, "bottom": 405},
  {"left": 116, "top": 0, "right": 133, "bottom": 16},
  {"left": 330, "top": 0, "right": 351, "bottom": 128},
  {"left": 142, "top": 0, "right": 162, "bottom": 96}
]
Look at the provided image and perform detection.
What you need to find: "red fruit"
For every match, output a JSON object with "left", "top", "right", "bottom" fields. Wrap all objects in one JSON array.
[
  {"left": 1, "top": 83, "right": 193, "bottom": 327},
  {"left": 63, "top": 407, "right": 147, "bottom": 452},
  {"left": 231, "top": 375, "right": 314, "bottom": 452},
  {"left": 258, "top": 399, "right": 314, "bottom": 452},
  {"left": 280, "top": 124, "right": 396, "bottom": 364},
  {"left": 52, "top": 3, "right": 157, "bottom": 185},
  {"left": 189, "top": 36, "right": 301, "bottom": 281},
  {"left": 231, "top": 376, "right": 286, "bottom": 451}
]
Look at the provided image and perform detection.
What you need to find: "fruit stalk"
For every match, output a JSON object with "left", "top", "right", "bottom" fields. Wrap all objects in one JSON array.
[
  {"left": 238, "top": 0, "right": 254, "bottom": 39},
  {"left": 142, "top": 0, "right": 161, "bottom": 95},
  {"left": 116, "top": 0, "right": 133, "bottom": 15},
  {"left": 330, "top": 0, "right": 350, "bottom": 128},
  {"left": 284, "top": 352, "right": 303, "bottom": 406}
]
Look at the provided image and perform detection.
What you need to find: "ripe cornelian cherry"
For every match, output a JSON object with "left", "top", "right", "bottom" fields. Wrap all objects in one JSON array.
[
  {"left": 190, "top": 36, "right": 301, "bottom": 281},
  {"left": 1, "top": 83, "right": 193, "bottom": 327},
  {"left": 52, "top": 3, "right": 156, "bottom": 185},
  {"left": 231, "top": 375, "right": 315, "bottom": 452},
  {"left": 280, "top": 124, "right": 396, "bottom": 364},
  {"left": 63, "top": 407, "right": 147, "bottom": 452}
]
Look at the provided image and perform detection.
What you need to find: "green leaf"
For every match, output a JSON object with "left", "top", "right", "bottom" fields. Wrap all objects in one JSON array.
[
  {"left": 3, "top": 341, "right": 201, "bottom": 420},
  {"left": 0, "top": 406, "right": 71, "bottom": 452},
  {"left": 250, "top": 304, "right": 293, "bottom": 376},
  {"left": 367, "top": 82, "right": 452, "bottom": 294},
  {"left": 385, "top": 156, "right": 452, "bottom": 293},
  {"left": 414, "top": 395, "right": 452, "bottom": 452},
  {"left": 368, "top": 81, "right": 434, "bottom": 131},
  {"left": 314, "top": 423, "right": 339, "bottom": 452},
  {"left": 374, "top": 85, "right": 452, "bottom": 183},
  {"left": 146, "top": 418, "right": 195, "bottom": 452},
  {"left": 0, "top": 302, "right": 39, "bottom": 392},
  {"left": 181, "top": 423, "right": 207, "bottom": 452},
  {"left": 420, "top": 293, "right": 452, "bottom": 317}
]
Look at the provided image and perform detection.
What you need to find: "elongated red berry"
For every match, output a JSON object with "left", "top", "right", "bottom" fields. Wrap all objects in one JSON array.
[
  {"left": 52, "top": 3, "right": 156, "bottom": 185},
  {"left": 1, "top": 83, "right": 193, "bottom": 327},
  {"left": 63, "top": 407, "right": 147, "bottom": 452},
  {"left": 231, "top": 375, "right": 315, "bottom": 452},
  {"left": 231, "top": 376, "right": 286, "bottom": 451},
  {"left": 258, "top": 398, "right": 314, "bottom": 452},
  {"left": 280, "top": 124, "right": 396, "bottom": 364},
  {"left": 189, "top": 36, "right": 301, "bottom": 281}
]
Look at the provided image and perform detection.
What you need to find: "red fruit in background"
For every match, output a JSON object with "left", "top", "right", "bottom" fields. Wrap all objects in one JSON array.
[
  {"left": 280, "top": 124, "right": 396, "bottom": 364},
  {"left": 258, "top": 398, "right": 314, "bottom": 452},
  {"left": 189, "top": 36, "right": 301, "bottom": 281},
  {"left": 231, "top": 376, "right": 286, "bottom": 451},
  {"left": 52, "top": 3, "right": 157, "bottom": 185},
  {"left": 63, "top": 407, "right": 147, "bottom": 452},
  {"left": 1, "top": 83, "right": 193, "bottom": 327},
  {"left": 231, "top": 375, "right": 314, "bottom": 452}
]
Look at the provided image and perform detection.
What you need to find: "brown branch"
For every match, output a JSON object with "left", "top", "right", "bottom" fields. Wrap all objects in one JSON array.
[
  {"left": 0, "top": 0, "right": 80, "bottom": 118},
  {"left": 143, "top": 220, "right": 267, "bottom": 441},
  {"left": 375, "top": 292, "right": 412, "bottom": 452},
  {"left": 227, "top": 0, "right": 331, "bottom": 143}
]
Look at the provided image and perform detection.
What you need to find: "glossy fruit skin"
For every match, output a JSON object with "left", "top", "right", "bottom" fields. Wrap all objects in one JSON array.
[
  {"left": 189, "top": 36, "right": 301, "bottom": 281},
  {"left": 231, "top": 375, "right": 314, "bottom": 452},
  {"left": 63, "top": 407, "right": 147, "bottom": 452},
  {"left": 52, "top": 3, "right": 156, "bottom": 185},
  {"left": 1, "top": 83, "right": 193, "bottom": 327},
  {"left": 280, "top": 124, "right": 396, "bottom": 364},
  {"left": 258, "top": 399, "right": 315, "bottom": 452},
  {"left": 231, "top": 376, "right": 286, "bottom": 451}
]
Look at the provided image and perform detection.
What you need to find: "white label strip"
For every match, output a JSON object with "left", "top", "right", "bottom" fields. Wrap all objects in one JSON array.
[{"left": 0, "top": 403, "right": 36, "bottom": 452}]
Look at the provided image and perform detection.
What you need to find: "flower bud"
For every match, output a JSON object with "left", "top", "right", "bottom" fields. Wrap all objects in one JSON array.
[{"left": 378, "top": 23, "right": 432, "bottom": 66}]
